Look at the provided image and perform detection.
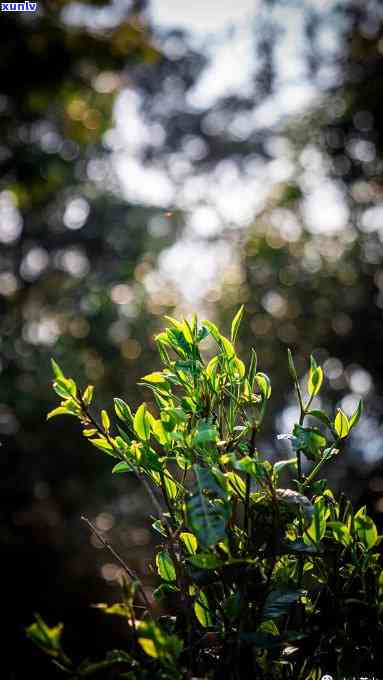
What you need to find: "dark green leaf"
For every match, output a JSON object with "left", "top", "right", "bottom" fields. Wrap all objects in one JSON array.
[
  {"left": 263, "top": 589, "right": 301, "bottom": 620},
  {"left": 291, "top": 424, "right": 326, "bottom": 462},
  {"left": 187, "top": 465, "right": 230, "bottom": 548},
  {"left": 188, "top": 553, "right": 222, "bottom": 570}
]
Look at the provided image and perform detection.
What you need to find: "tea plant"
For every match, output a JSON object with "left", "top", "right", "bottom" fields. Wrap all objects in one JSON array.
[{"left": 27, "top": 309, "right": 383, "bottom": 679}]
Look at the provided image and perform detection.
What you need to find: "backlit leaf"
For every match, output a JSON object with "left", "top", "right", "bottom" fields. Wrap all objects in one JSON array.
[
  {"left": 134, "top": 403, "right": 151, "bottom": 442},
  {"left": 156, "top": 551, "right": 177, "bottom": 582},
  {"left": 231, "top": 304, "right": 244, "bottom": 343},
  {"left": 101, "top": 409, "right": 110, "bottom": 433},
  {"left": 180, "top": 532, "right": 198, "bottom": 555},
  {"left": 334, "top": 409, "right": 350, "bottom": 439},
  {"left": 308, "top": 355, "right": 323, "bottom": 397},
  {"left": 194, "top": 589, "right": 212, "bottom": 628}
]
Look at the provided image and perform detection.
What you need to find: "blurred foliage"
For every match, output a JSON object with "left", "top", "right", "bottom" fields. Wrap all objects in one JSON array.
[
  {"left": 212, "top": 1, "right": 383, "bottom": 509},
  {"left": 0, "top": 2, "right": 168, "bottom": 676},
  {"left": 3, "top": 0, "right": 383, "bottom": 676}
]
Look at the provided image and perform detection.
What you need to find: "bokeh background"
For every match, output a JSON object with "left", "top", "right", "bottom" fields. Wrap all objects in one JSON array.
[{"left": 2, "top": 0, "right": 383, "bottom": 676}]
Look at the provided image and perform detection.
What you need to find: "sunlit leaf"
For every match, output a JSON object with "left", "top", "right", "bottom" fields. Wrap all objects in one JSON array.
[
  {"left": 82, "top": 385, "right": 94, "bottom": 406},
  {"left": 334, "top": 409, "right": 350, "bottom": 439},
  {"left": 194, "top": 589, "right": 212, "bottom": 628},
  {"left": 327, "top": 521, "right": 351, "bottom": 547},
  {"left": 180, "top": 532, "right": 198, "bottom": 555},
  {"left": 354, "top": 506, "right": 378, "bottom": 549},
  {"left": 51, "top": 358, "right": 64, "bottom": 381},
  {"left": 349, "top": 399, "right": 363, "bottom": 430},
  {"left": 101, "top": 409, "right": 110, "bottom": 433},
  {"left": 114, "top": 398, "right": 133, "bottom": 427},
  {"left": 112, "top": 461, "right": 134, "bottom": 474},
  {"left": 231, "top": 305, "right": 244, "bottom": 343},
  {"left": 134, "top": 403, "right": 151, "bottom": 442},
  {"left": 255, "top": 372, "right": 271, "bottom": 399},
  {"left": 156, "top": 551, "right": 177, "bottom": 582}
]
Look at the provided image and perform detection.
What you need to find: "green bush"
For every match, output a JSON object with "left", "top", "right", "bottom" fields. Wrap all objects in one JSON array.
[{"left": 27, "top": 309, "right": 383, "bottom": 679}]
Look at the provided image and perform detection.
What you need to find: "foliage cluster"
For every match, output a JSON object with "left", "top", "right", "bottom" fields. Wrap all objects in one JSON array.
[{"left": 28, "top": 309, "right": 383, "bottom": 679}]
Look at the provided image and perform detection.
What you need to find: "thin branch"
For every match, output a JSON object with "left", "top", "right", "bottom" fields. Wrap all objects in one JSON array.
[{"left": 81, "top": 515, "right": 153, "bottom": 613}]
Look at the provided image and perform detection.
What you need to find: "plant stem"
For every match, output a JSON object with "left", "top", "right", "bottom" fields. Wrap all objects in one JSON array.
[
  {"left": 243, "top": 425, "right": 257, "bottom": 547},
  {"left": 81, "top": 515, "right": 153, "bottom": 613},
  {"left": 301, "top": 446, "right": 336, "bottom": 490}
]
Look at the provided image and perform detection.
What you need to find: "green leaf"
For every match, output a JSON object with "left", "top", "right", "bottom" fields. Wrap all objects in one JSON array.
[
  {"left": 82, "top": 385, "right": 94, "bottom": 406},
  {"left": 327, "top": 521, "right": 351, "bottom": 547},
  {"left": 304, "top": 498, "right": 326, "bottom": 545},
  {"left": 221, "top": 335, "right": 235, "bottom": 359},
  {"left": 187, "top": 465, "right": 229, "bottom": 548},
  {"left": 163, "top": 472, "right": 180, "bottom": 501},
  {"left": 287, "top": 349, "right": 298, "bottom": 383},
  {"left": 93, "top": 602, "right": 130, "bottom": 618},
  {"left": 141, "top": 371, "right": 168, "bottom": 385},
  {"left": 334, "top": 409, "right": 350, "bottom": 439},
  {"left": 231, "top": 305, "right": 244, "bottom": 343},
  {"left": 137, "top": 619, "right": 182, "bottom": 661},
  {"left": 255, "top": 372, "right": 271, "bottom": 399},
  {"left": 235, "top": 457, "right": 271, "bottom": 481},
  {"left": 291, "top": 424, "right": 326, "bottom": 462},
  {"left": 112, "top": 461, "right": 134, "bottom": 474},
  {"left": 150, "top": 418, "right": 168, "bottom": 446},
  {"left": 248, "top": 348, "right": 258, "bottom": 388},
  {"left": 114, "top": 398, "right": 133, "bottom": 426},
  {"left": 101, "top": 410, "right": 110, "bottom": 433},
  {"left": 26, "top": 614, "right": 69, "bottom": 664},
  {"left": 156, "top": 551, "right": 177, "bottom": 582},
  {"left": 188, "top": 553, "right": 222, "bottom": 570},
  {"left": 202, "top": 320, "right": 222, "bottom": 346},
  {"left": 232, "top": 356, "right": 245, "bottom": 379},
  {"left": 89, "top": 437, "right": 118, "bottom": 458},
  {"left": 206, "top": 356, "right": 219, "bottom": 378},
  {"left": 224, "top": 592, "right": 241, "bottom": 621},
  {"left": 180, "top": 532, "right": 198, "bottom": 555},
  {"left": 194, "top": 590, "right": 212, "bottom": 628},
  {"left": 354, "top": 507, "right": 378, "bottom": 549},
  {"left": 52, "top": 377, "right": 77, "bottom": 400},
  {"left": 134, "top": 403, "right": 151, "bottom": 442},
  {"left": 83, "top": 428, "right": 97, "bottom": 437},
  {"left": 47, "top": 405, "right": 76, "bottom": 420},
  {"left": 308, "top": 355, "right": 323, "bottom": 397},
  {"left": 152, "top": 519, "right": 168, "bottom": 538},
  {"left": 138, "top": 637, "right": 157, "bottom": 658},
  {"left": 263, "top": 589, "right": 301, "bottom": 620},
  {"left": 51, "top": 359, "right": 64, "bottom": 380},
  {"left": 273, "top": 458, "right": 297, "bottom": 481},
  {"left": 349, "top": 399, "right": 363, "bottom": 430},
  {"left": 226, "top": 471, "right": 247, "bottom": 499},
  {"left": 192, "top": 421, "right": 218, "bottom": 445}
]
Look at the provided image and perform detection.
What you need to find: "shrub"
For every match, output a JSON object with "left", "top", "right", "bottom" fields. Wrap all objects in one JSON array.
[{"left": 27, "top": 309, "right": 383, "bottom": 679}]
